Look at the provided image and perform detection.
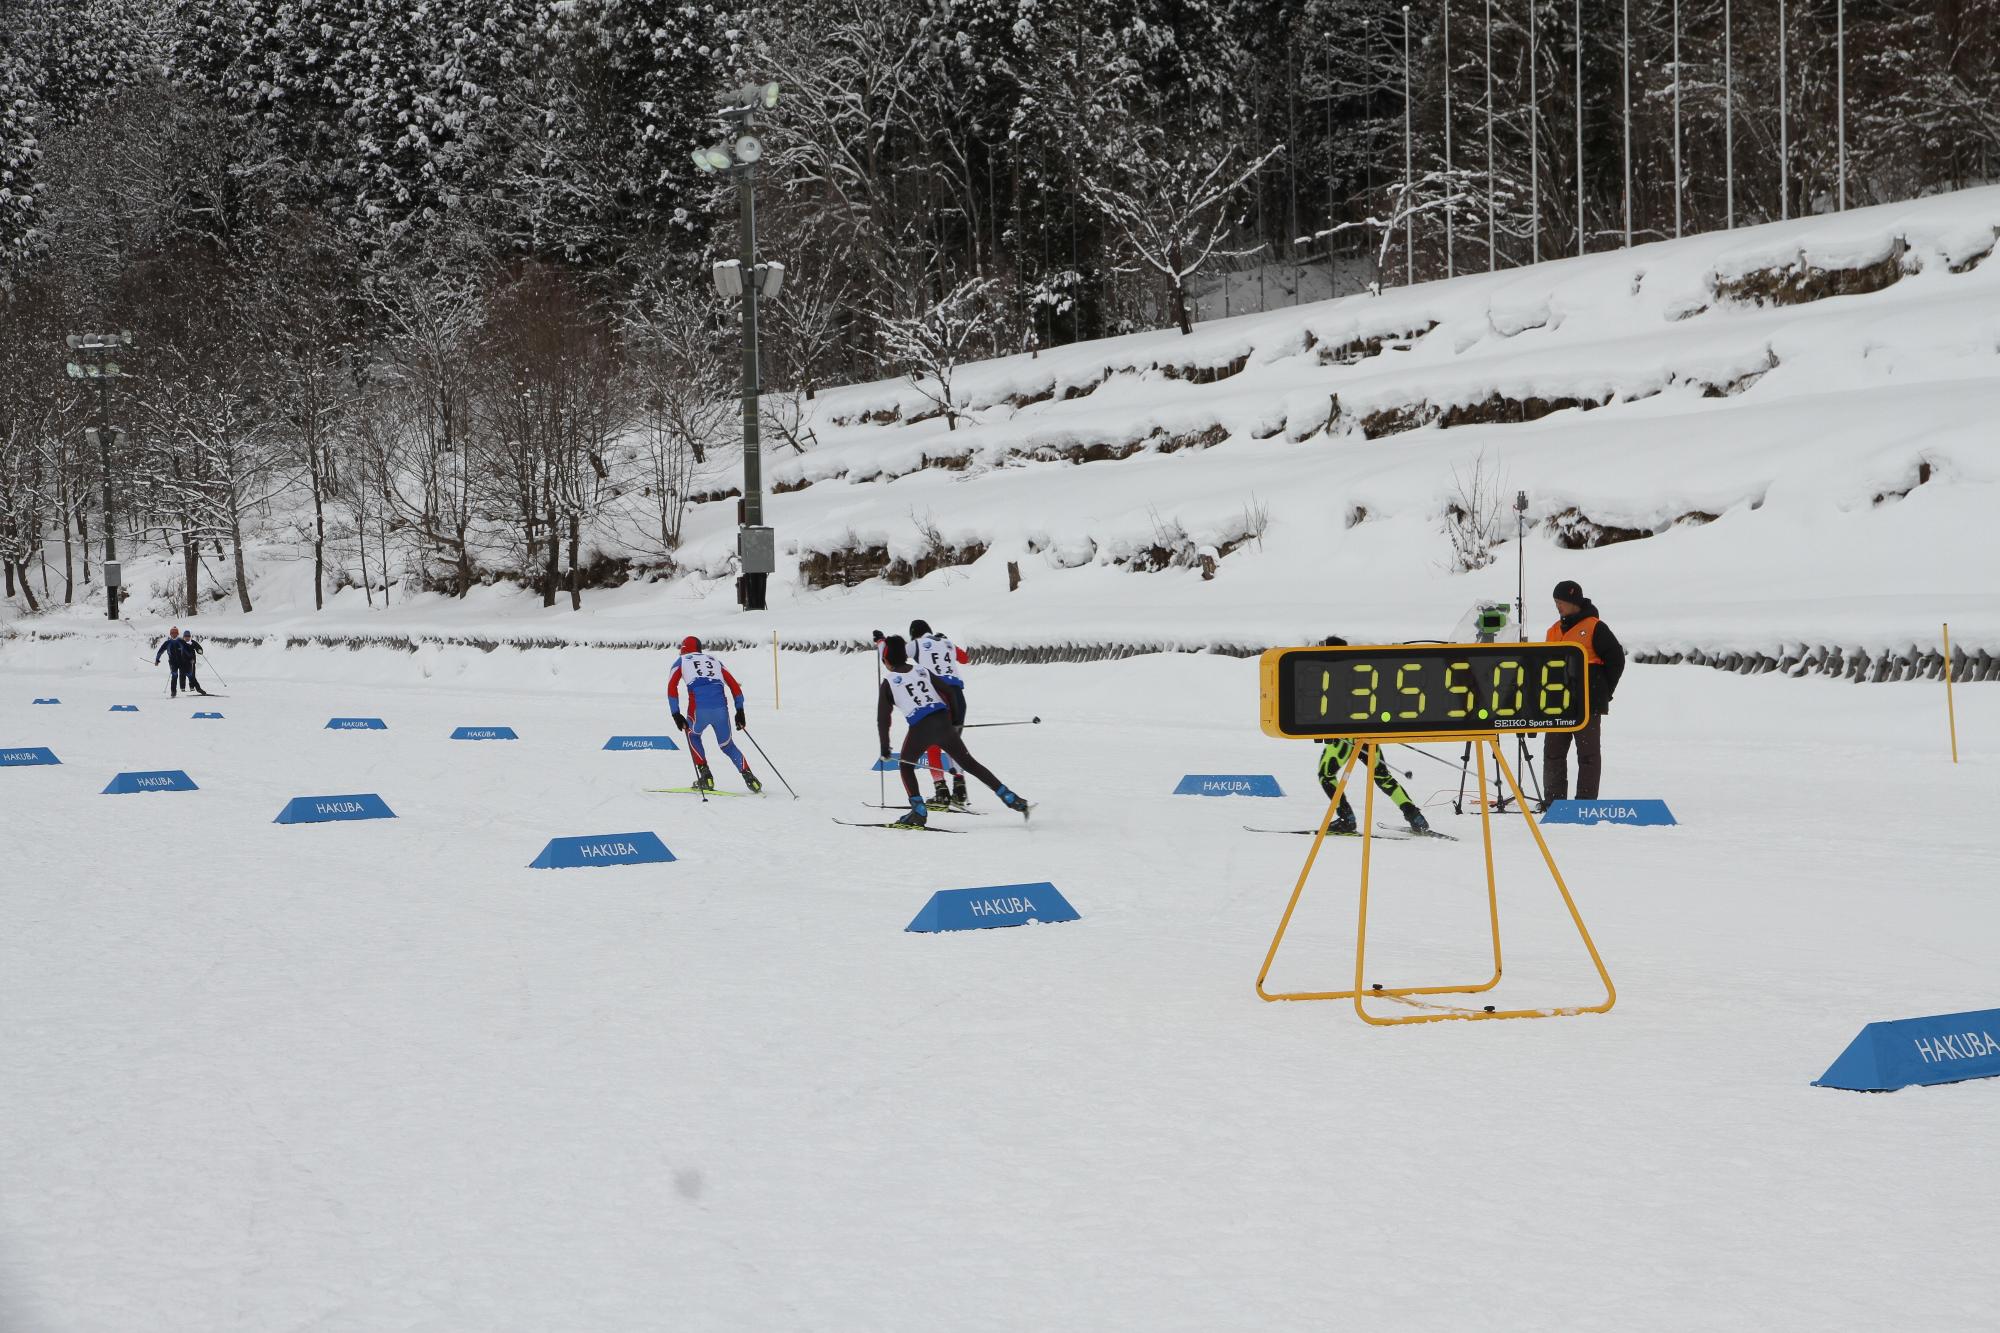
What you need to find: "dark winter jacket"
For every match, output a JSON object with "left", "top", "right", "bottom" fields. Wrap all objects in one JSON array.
[
  {"left": 155, "top": 638, "right": 195, "bottom": 669},
  {"left": 1553, "top": 599, "right": 1625, "bottom": 714}
]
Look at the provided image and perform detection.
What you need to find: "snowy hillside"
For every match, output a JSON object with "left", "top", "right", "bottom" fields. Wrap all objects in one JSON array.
[{"left": 9, "top": 187, "right": 2000, "bottom": 671}]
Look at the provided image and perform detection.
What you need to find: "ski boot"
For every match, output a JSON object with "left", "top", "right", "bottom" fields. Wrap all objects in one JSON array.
[
  {"left": 693, "top": 761, "right": 716, "bottom": 792},
  {"left": 1402, "top": 804, "right": 1431, "bottom": 835},
  {"left": 952, "top": 773, "right": 969, "bottom": 808},
  {"left": 891, "top": 799, "right": 929, "bottom": 829},
  {"left": 740, "top": 765, "right": 763, "bottom": 794},
  {"left": 997, "top": 787, "right": 1031, "bottom": 820},
  {"left": 1326, "top": 799, "right": 1358, "bottom": 836},
  {"left": 933, "top": 779, "right": 954, "bottom": 809}
]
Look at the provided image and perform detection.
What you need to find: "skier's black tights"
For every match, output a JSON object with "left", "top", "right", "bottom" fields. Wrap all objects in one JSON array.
[{"left": 900, "top": 711, "right": 1002, "bottom": 801}]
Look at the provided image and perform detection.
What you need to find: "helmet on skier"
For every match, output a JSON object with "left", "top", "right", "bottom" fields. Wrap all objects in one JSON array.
[
  {"left": 680, "top": 636, "right": 701, "bottom": 653},
  {"left": 168, "top": 626, "right": 180, "bottom": 637},
  {"left": 908, "top": 619, "right": 932, "bottom": 639}
]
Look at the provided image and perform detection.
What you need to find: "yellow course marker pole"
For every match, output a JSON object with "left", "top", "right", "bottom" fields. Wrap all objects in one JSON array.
[
  {"left": 773, "top": 631, "right": 782, "bottom": 710},
  {"left": 1943, "top": 623, "right": 1958, "bottom": 764}
]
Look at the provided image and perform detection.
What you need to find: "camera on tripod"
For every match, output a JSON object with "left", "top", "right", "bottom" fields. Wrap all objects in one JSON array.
[{"left": 1452, "top": 599, "right": 1516, "bottom": 644}]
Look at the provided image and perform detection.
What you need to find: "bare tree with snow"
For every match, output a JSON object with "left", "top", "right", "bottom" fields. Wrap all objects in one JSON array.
[
  {"left": 876, "top": 276, "right": 1003, "bottom": 432},
  {"left": 1080, "top": 130, "right": 1282, "bottom": 336}
]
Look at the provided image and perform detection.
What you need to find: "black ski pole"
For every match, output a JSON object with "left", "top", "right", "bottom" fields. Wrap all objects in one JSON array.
[
  {"left": 740, "top": 728, "right": 798, "bottom": 800},
  {"left": 962, "top": 716, "right": 1041, "bottom": 728}
]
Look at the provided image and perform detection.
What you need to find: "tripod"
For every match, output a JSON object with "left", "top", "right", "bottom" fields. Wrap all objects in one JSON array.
[{"left": 1453, "top": 490, "right": 1546, "bottom": 816}]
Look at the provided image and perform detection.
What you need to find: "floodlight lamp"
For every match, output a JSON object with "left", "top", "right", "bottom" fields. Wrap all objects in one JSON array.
[
  {"left": 760, "top": 81, "right": 780, "bottom": 109},
  {"left": 66, "top": 362, "right": 84, "bottom": 379},
  {"left": 692, "top": 148, "right": 715, "bottom": 173},
  {"left": 84, "top": 428, "right": 101, "bottom": 446},
  {"left": 733, "top": 134, "right": 763, "bottom": 164},
  {"left": 760, "top": 261, "right": 785, "bottom": 299},
  {"left": 702, "top": 145, "right": 735, "bottom": 171},
  {"left": 712, "top": 260, "right": 744, "bottom": 299}
]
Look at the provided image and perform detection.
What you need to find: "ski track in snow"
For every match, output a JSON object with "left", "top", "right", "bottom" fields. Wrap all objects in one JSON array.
[{"left": 3, "top": 646, "right": 1998, "bottom": 1330}]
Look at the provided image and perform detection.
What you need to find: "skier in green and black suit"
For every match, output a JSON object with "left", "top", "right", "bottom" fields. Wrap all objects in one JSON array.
[{"left": 1316, "top": 637, "right": 1430, "bottom": 836}]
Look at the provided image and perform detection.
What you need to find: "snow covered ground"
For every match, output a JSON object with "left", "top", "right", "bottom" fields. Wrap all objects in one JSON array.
[{"left": 4, "top": 640, "right": 1996, "bottom": 1330}]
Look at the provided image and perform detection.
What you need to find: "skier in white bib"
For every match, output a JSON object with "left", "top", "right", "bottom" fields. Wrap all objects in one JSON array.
[
  {"left": 908, "top": 618, "right": 971, "bottom": 808},
  {"left": 875, "top": 634, "right": 1028, "bottom": 828}
]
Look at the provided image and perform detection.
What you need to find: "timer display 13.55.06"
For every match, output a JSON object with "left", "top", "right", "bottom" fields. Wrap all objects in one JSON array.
[{"left": 1261, "top": 642, "right": 1590, "bottom": 739}]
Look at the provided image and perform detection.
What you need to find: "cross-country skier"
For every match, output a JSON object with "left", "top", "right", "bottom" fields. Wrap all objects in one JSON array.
[
  {"left": 1314, "top": 637, "right": 1429, "bottom": 836},
  {"left": 876, "top": 634, "right": 1028, "bottom": 828},
  {"left": 182, "top": 632, "right": 208, "bottom": 695},
  {"left": 909, "top": 618, "right": 971, "bottom": 808},
  {"left": 667, "top": 636, "right": 762, "bottom": 793},
  {"left": 153, "top": 627, "right": 207, "bottom": 698}
]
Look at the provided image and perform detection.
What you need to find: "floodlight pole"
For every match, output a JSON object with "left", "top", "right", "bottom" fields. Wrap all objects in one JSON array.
[
  {"left": 67, "top": 332, "right": 130, "bottom": 620},
  {"left": 736, "top": 149, "right": 767, "bottom": 612},
  {"left": 702, "top": 91, "right": 777, "bottom": 612}
]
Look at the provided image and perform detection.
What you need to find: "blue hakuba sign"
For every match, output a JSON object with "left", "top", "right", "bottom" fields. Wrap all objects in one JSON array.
[
  {"left": 103, "top": 769, "right": 198, "bottom": 794},
  {"left": 1539, "top": 798, "right": 1677, "bottom": 826},
  {"left": 1, "top": 747, "right": 60, "bottom": 766},
  {"left": 1173, "top": 774, "right": 1284, "bottom": 798},
  {"left": 326, "top": 717, "right": 388, "bottom": 730},
  {"left": 192, "top": 712, "right": 224, "bottom": 719},
  {"left": 530, "top": 831, "right": 676, "bottom": 869},
  {"left": 1815, "top": 1008, "right": 2000, "bottom": 1092},
  {"left": 451, "top": 726, "right": 518, "bottom": 740},
  {"left": 274, "top": 793, "right": 397, "bottom": 825},
  {"left": 906, "top": 882, "right": 1081, "bottom": 933},
  {"left": 110, "top": 704, "right": 139, "bottom": 712},
  {"left": 32, "top": 697, "right": 59, "bottom": 704},
  {"left": 872, "top": 756, "right": 902, "bottom": 772},
  {"left": 604, "top": 735, "right": 680, "bottom": 751}
]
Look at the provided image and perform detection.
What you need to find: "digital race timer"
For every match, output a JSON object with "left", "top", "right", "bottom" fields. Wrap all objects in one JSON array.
[{"left": 1259, "top": 642, "right": 1590, "bottom": 739}]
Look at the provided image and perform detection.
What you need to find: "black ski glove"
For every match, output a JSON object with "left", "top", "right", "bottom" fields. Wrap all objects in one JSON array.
[
  {"left": 871, "top": 629, "right": 885, "bottom": 643},
  {"left": 734, "top": 708, "right": 747, "bottom": 730},
  {"left": 671, "top": 712, "right": 688, "bottom": 731}
]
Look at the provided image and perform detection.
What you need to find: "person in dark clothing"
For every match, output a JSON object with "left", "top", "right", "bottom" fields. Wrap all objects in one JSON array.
[
  {"left": 154, "top": 627, "right": 202, "bottom": 698},
  {"left": 182, "top": 633, "right": 208, "bottom": 695},
  {"left": 1541, "top": 580, "right": 1625, "bottom": 805},
  {"left": 875, "top": 634, "right": 1029, "bottom": 828}
]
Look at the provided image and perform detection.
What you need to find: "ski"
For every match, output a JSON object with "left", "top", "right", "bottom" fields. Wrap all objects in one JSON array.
[
  {"left": 1378, "top": 822, "right": 1460, "bottom": 841},
  {"left": 861, "top": 801, "right": 987, "bottom": 815},
  {"left": 645, "top": 787, "right": 754, "bottom": 797},
  {"left": 831, "top": 817, "right": 964, "bottom": 833},
  {"left": 1240, "top": 820, "right": 1432, "bottom": 840}
]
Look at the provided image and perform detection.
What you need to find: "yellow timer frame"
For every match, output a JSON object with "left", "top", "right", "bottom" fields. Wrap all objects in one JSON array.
[
  {"left": 1259, "top": 641, "right": 1591, "bottom": 741},
  {"left": 1253, "top": 643, "right": 1615, "bottom": 1026}
]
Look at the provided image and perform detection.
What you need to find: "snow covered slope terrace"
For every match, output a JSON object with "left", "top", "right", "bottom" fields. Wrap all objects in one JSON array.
[{"left": 649, "top": 186, "right": 2000, "bottom": 662}]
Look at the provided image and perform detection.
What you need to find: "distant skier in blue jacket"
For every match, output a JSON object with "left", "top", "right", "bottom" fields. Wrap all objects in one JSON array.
[{"left": 153, "top": 627, "right": 207, "bottom": 698}]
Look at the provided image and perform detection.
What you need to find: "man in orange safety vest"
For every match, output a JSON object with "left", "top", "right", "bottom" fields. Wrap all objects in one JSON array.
[{"left": 1542, "top": 579, "right": 1625, "bottom": 807}]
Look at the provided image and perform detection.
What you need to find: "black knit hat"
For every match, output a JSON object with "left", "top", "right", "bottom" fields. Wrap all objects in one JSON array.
[{"left": 1552, "top": 580, "right": 1585, "bottom": 604}]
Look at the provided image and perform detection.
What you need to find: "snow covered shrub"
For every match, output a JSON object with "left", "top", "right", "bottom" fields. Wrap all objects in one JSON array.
[{"left": 1442, "top": 451, "right": 1506, "bottom": 573}]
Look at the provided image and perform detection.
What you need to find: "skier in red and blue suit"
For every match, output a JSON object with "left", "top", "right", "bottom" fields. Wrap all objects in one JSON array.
[{"left": 668, "top": 636, "right": 762, "bottom": 793}]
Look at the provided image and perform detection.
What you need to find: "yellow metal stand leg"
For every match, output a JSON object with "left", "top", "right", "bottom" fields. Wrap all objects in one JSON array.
[
  {"left": 1354, "top": 736, "right": 1615, "bottom": 1025},
  {"left": 1258, "top": 742, "right": 1504, "bottom": 1005}
]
